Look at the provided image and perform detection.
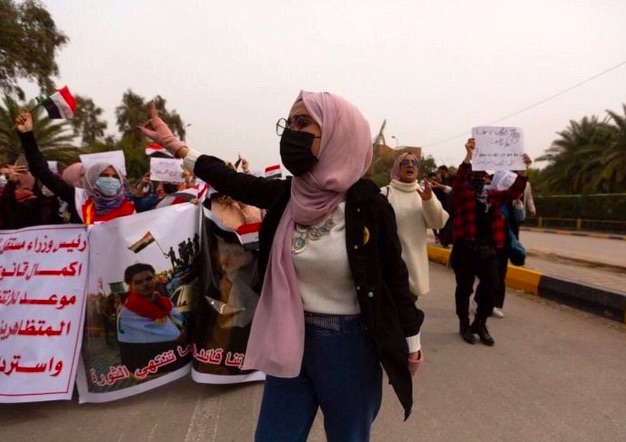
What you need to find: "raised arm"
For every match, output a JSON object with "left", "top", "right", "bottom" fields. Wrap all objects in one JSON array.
[
  {"left": 15, "top": 112, "right": 76, "bottom": 204},
  {"left": 137, "top": 102, "right": 285, "bottom": 209}
]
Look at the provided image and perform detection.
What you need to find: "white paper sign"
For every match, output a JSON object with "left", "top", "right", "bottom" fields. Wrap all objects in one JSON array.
[
  {"left": 471, "top": 126, "right": 526, "bottom": 171},
  {"left": 0, "top": 225, "right": 89, "bottom": 403},
  {"left": 47, "top": 161, "right": 58, "bottom": 174},
  {"left": 79, "top": 151, "right": 127, "bottom": 176},
  {"left": 150, "top": 158, "right": 184, "bottom": 183}
]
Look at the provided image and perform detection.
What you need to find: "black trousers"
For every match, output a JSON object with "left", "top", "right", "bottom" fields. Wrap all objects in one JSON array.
[
  {"left": 450, "top": 241, "right": 503, "bottom": 320},
  {"left": 490, "top": 248, "right": 509, "bottom": 308}
]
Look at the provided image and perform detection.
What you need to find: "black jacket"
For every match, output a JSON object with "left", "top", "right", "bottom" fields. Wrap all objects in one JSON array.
[
  {"left": 18, "top": 131, "right": 82, "bottom": 224},
  {"left": 193, "top": 155, "right": 425, "bottom": 419}
]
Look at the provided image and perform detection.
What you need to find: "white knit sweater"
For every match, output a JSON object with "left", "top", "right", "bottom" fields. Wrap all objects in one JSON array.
[{"left": 383, "top": 179, "right": 449, "bottom": 297}]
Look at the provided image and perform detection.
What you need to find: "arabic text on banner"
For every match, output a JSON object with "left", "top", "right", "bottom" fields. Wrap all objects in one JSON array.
[{"left": 0, "top": 225, "right": 89, "bottom": 403}]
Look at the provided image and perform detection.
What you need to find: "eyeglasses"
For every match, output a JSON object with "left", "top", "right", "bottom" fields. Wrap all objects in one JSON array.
[
  {"left": 276, "top": 116, "right": 320, "bottom": 137},
  {"left": 400, "top": 159, "right": 419, "bottom": 167}
]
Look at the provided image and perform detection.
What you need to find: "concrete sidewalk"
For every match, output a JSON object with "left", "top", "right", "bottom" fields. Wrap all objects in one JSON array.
[
  {"left": 523, "top": 226, "right": 626, "bottom": 242},
  {"left": 428, "top": 238, "right": 626, "bottom": 324}
]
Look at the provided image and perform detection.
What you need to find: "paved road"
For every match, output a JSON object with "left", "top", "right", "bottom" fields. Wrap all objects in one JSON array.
[
  {"left": 2, "top": 264, "right": 625, "bottom": 441},
  {"left": 520, "top": 230, "right": 626, "bottom": 268}
]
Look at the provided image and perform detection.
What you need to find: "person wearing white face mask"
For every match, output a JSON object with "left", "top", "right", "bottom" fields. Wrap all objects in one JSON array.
[{"left": 15, "top": 111, "right": 137, "bottom": 224}]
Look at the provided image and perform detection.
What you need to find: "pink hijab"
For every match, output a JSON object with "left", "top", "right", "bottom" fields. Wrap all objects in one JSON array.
[
  {"left": 62, "top": 162, "right": 85, "bottom": 188},
  {"left": 390, "top": 152, "right": 419, "bottom": 181},
  {"left": 242, "top": 91, "right": 373, "bottom": 377}
]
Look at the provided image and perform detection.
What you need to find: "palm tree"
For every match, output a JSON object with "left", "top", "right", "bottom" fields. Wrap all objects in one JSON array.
[
  {"left": 0, "top": 95, "right": 78, "bottom": 165},
  {"left": 115, "top": 89, "right": 148, "bottom": 150},
  {"left": 536, "top": 116, "right": 614, "bottom": 194},
  {"left": 115, "top": 90, "right": 187, "bottom": 150},
  {"left": 601, "top": 105, "right": 626, "bottom": 192},
  {"left": 71, "top": 95, "right": 108, "bottom": 146}
]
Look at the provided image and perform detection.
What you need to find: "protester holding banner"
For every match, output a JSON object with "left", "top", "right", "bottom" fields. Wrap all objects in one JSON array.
[
  {"left": 15, "top": 111, "right": 137, "bottom": 224},
  {"left": 450, "top": 138, "right": 531, "bottom": 346},
  {"left": 139, "top": 91, "right": 424, "bottom": 441},
  {"left": 381, "top": 152, "right": 449, "bottom": 299}
]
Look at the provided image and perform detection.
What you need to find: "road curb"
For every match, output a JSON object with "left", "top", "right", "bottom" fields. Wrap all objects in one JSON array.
[{"left": 427, "top": 245, "right": 626, "bottom": 324}]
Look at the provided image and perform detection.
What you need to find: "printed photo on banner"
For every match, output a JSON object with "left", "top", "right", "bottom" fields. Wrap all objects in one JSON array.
[
  {"left": 471, "top": 126, "right": 526, "bottom": 171},
  {"left": 191, "top": 205, "right": 264, "bottom": 384},
  {"left": 76, "top": 204, "right": 202, "bottom": 403},
  {"left": 149, "top": 157, "right": 184, "bottom": 183},
  {"left": 0, "top": 225, "right": 89, "bottom": 403},
  {"left": 79, "top": 151, "right": 127, "bottom": 177}
]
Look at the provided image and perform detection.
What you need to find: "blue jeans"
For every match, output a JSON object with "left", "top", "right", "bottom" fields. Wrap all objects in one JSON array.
[{"left": 255, "top": 314, "right": 382, "bottom": 442}]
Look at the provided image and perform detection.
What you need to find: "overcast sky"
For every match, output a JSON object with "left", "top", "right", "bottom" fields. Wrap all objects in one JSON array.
[{"left": 39, "top": 0, "right": 626, "bottom": 171}]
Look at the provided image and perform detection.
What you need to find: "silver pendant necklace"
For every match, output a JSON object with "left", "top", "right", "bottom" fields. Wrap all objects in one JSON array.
[{"left": 292, "top": 213, "right": 336, "bottom": 254}]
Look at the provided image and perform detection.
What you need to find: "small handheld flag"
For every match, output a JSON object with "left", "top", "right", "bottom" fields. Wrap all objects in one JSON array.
[
  {"left": 145, "top": 143, "right": 174, "bottom": 158},
  {"left": 264, "top": 164, "right": 282, "bottom": 180},
  {"left": 37, "top": 86, "right": 77, "bottom": 119}
]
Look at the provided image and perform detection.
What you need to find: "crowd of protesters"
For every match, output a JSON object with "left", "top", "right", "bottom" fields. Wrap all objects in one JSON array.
[{"left": 0, "top": 95, "right": 536, "bottom": 441}]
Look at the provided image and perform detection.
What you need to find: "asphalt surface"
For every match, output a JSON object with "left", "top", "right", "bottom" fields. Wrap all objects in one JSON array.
[{"left": 2, "top": 263, "right": 625, "bottom": 442}]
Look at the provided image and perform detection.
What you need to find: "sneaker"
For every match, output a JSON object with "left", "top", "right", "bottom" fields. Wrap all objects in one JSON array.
[{"left": 492, "top": 307, "right": 504, "bottom": 319}]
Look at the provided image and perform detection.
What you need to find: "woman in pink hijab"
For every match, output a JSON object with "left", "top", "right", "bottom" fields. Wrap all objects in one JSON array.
[{"left": 139, "top": 92, "right": 424, "bottom": 441}]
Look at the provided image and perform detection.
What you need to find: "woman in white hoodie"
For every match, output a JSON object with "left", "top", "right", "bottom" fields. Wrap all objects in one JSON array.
[{"left": 382, "top": 152, "right": 449, "bottom": 299}]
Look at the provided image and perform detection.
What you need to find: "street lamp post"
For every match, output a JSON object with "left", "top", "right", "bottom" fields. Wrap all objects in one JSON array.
[{"left": 391, "top": 135, "right": 399, "bottom": 148}]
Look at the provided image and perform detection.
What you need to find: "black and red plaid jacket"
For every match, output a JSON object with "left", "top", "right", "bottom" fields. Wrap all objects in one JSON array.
[{"left": 452, "top": 162, "right": 527, "bottom": 249}]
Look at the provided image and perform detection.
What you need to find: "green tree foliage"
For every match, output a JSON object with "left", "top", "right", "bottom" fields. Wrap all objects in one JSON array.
[
  {"left": 535, "top": 105, "right": 626, "bottom": 194},
  {"left": 71, "top": 95, "right": 108, "bottom": 146},
  {"left": 601, "top": 105, "right": 626, "bottom": 192},
  {"left": 113, "top": 91, "right": 186, "bottom": 182},
  {"left": 115, "top": 90, "right": 186, "bottom": 150},
  {"left": 0, "top": 0, "right": 68, "bottom": 99},
  {"left": 419, "top": 155, "right": 437, "bottom": 178},
  {"left": 0, "top": 95, "right": 77, "bottom": 165}
]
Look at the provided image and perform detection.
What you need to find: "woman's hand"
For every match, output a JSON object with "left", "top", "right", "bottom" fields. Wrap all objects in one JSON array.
[
  {"left": 138, "top": 102, "right": 188, "bottom": 157},
  {"left": 6, "top": 164, "right": 28, "bottom": 182},
  {"left": 463, "top": 138, "right": 475, "bottom": 164},
  {"left": 15, "top": 111, "right": 33, "bottom": 133},
  {"left": 518, "top": 153, "right": 533, "bottom": 176},
  {"left": 135, "top": 172, "right": 151, "bottom": 196},
  {"left": 408, "top": 350, "right": 423, "bottom": 377},
  {"left": 417, "top": 180, "right": 433, "bottom": 201}
]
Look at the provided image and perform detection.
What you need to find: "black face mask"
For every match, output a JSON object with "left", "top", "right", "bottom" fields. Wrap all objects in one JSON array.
[
  {"left": 163, "top": 182, "right": 179, "bottom": 194},
  {"left": 469, "top": 178, "right": 484, "bottom": 194},
  {"left": 280, "top": 128, "right": 319, "bottom": 176}
]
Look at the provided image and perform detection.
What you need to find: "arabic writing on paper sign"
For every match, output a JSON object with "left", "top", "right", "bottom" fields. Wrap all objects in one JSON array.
[
  {"left": 150, "top": 158, "right": 184, "bottom": 183},
  {"left": 471, "top": 126, "right": 526, "bottom": 171}
]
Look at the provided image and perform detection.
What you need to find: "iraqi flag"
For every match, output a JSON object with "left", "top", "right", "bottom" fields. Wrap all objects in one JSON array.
[
  {"left": 235, "top": 222, "right": 261, "bottom": 245},
  {"left": 38, "top": 86, "right": 77, "bottom": 119},
  {"left": 145, "top": 143, "right": 174, "bottom": 158},
  {"left": 128, "top": 231, "right": 156, "bottom": 254},
  {"left": 264, "top": 164, "right": 282, "bottom": 180}
]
